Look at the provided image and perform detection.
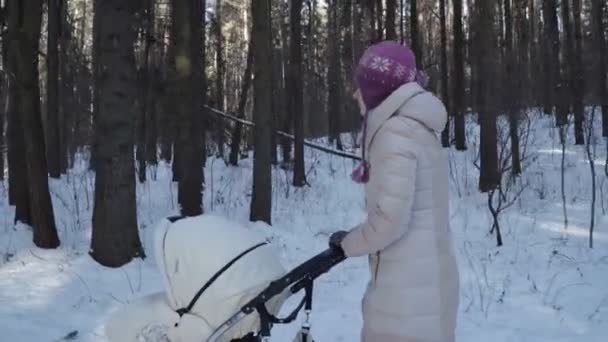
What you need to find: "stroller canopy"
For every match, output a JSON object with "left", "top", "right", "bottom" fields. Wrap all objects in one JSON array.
[{"left": 105, "top": 215, "right": 286, "bottom": 342}]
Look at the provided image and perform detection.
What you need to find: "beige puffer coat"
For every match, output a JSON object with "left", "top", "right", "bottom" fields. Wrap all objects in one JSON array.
[{"left": 341, "top": 82, "right": 460, "bottom": 342}]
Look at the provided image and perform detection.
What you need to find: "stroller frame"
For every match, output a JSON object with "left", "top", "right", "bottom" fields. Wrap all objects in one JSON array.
[{"left": 206, "top": 247, "right": 346, "bottom": 342}]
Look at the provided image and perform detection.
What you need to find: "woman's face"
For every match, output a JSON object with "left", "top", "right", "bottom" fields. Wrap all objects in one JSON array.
[{"left": 353, "top": 89, "right": 366, "bottom": 116}]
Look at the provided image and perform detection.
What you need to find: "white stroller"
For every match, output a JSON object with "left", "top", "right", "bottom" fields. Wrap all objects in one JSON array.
[{"left": 105, "top": 215, "right": 345, "bottom": 342}]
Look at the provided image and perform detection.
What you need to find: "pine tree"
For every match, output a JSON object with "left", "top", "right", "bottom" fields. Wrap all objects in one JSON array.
[
  {"left": 91, "top": 0, "right": 143, "bottom": 266},
  {"left": 453, "top": 0, "right": 466, "bottom": 150},
  {"left": 291, "top": 0, "right": 306, "bottom": 187},
  {"left": 250, "top": 0, "right": 273, "bottom": 224},
  {"left": 9, "top": 0, "right": 60, "bottom": 248},
  {"left": 46, "top": 0, "right": 62, "bottom": 178}
]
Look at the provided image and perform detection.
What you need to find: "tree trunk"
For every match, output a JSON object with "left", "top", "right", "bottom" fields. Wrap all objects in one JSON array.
[
  {"left": 505, "top": 0, "right": 522, "bottom": 175},
  {"left": 136, "top": 68, "right": 147, "bottom": 183},
  {"left": 250, "top": 0, "right": 273, "bottom": 224},
  {"left": 215, "top": 0, "right": 225, "bottom": 159},
  {"left": 368, "top": 0, "right": 377, "bottom": 43},
  {"left": 385, "top": 0, "right": 397, "bottom": 40},
  {"left": 543, "top": 0, "right": 567, "bottom": 126},
  {"left": 10, "top": 0, "right": 60, "bottom": 248},
  {"left": 46, "top": 0, "right": 62, "bottom": 178},
  {"left": 561, "top": 0, "right": 579, "bottom": 139},
  {"left": 400, "top": 0, "right": 405, "bottom": 44},
  {"left": 375, "top": 0, "right": 383, "bottom": 41},
  {"left": 290, "top": 0, "right": 306, "bottom": 187},
  {"left": 515, "top": 0, "right": 530, "bottom": 106},
  {"left": 529, "top": 0, "right": 539, "bottom": 106},
  {"left": 477, "top": 0, "right": 500, "bottom": 192},
  {"left": 58, "top": 3, "right": 73, "bottom": 174},
  {"left": 145, "top": 0, "right": 158, "bottom": 167},
  {"left": 229, "top": 38, "right": 253, "bottom": 166},
  {"left": 279, "top": 2, "right": 291, "bottom": 166},
  {"left": 410, "top": 0, "right": 421, "bottom": 63},
  {"left": 134, "top": 0, "right": 157, "bottom": 182},
  {"left": 572, "top": 0, "right": 584, "bottom": 145},
  {"left": 5, "top": 25, "right": 31, "bottom": 224},
  {"left": 90, "top": 0, "right": 143, "bottom": 266},
  {"left": 453, "top": 0, "right": 466, "bottom": 150},
  {"left": 327, "top": 0, "right": 342, "bottom": 150},
  {"left": 0, "top": 59, "right": 4, "bottom": 182},
  {"left": 340, "top": 0, "right": 358, "bottom": 132},
  {"left": 172, "top": 0, "right": 206, "bottom": 216},
  {"left": 592, "top": 0, "right": 607, "bottom": 137},
  {"left": 90, "top": 0, "right": 101, "bottom": 171},
  {"left": 439, "top": 0, "right": 450, "bottom": 148}
]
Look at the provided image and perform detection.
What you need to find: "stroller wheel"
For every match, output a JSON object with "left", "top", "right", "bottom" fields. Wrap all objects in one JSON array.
[{"left": 293, "top": 329, "right": 315, "bottom": 342}]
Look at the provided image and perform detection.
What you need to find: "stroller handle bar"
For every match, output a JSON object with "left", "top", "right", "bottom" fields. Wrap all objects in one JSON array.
[
  {"left": 244, "top": 247, "right": 346, "bottom": 309},
  {"left": 206, "top": 247, "right": 346, "bottom": 342}
]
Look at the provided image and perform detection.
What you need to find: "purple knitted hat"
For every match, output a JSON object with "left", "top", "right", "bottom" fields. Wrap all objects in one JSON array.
[
  {"left": 355, "top": 41, "right": 428, "bottom": 111},
  {"left": 351, "top": 41, "right": 427, "bottom": 184}
]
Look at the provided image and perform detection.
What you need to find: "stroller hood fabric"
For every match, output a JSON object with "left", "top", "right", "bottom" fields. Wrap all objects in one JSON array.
[{"left": 105, "top": 215, "right": 287, "bottom": 342}]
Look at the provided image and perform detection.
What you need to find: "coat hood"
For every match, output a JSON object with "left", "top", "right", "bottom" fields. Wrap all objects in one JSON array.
[{"left": 365, "top": 82, "right": 447, "bottom": 148}]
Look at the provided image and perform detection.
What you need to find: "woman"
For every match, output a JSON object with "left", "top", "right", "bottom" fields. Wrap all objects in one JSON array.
[{"left": 330, "top": 41, "right": 460, "bottom": 342}]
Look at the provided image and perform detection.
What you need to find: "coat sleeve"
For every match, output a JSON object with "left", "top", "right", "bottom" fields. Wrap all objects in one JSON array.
[{"left": 341, "top": 136, "right": 418, "bottom": 258}]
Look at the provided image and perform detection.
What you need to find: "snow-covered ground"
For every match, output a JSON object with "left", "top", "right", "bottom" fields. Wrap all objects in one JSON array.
[{"left": 1, "top": 110, "right": 608, "bottom": 341}]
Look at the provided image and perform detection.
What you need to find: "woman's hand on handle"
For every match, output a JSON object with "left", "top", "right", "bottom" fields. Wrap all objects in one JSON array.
[{"left": 329, "top": 231, "right": 349, "bottom": 256}]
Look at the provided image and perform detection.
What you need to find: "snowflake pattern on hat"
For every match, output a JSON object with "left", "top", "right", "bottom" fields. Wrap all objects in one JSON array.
[
  {"left": 394, "top": 64, "right": 407, "bottom": 79},
  {"left": 369, "top": 56, "right": 392, "bottom": 72}
]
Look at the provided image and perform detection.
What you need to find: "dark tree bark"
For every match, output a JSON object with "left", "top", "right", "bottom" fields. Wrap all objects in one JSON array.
[
  {"left": 193, "top": 0, "right": 207, "bottom": 170},
  {"left": 90, "top": 0, "right": 101, "bottom": 171},
  {"left": 400, "top": 0, "right": 405, "bottom": 44},
  {"left": 375, "top": 0, "right": 383, "bottom": 41},
  {"left": 385, "top": 0, "right": 397, "bottom": 40},
  {"left": 136, "top": 68, "right": 147, "bottom": 183},
  {"left": 270, "top": 44, "right": 280, "bottom": 166},
  {"left": 215, "top": 0, "right": 225, "bottom": 159},
  {"left": 90, "top": 0, "right": 143, "bottom": 266},
  {"left": 529, "top": 0, "right": 539, "bottom": 106},
  {"left": 340, "top": 0, "right": 358, "bottom": 132},
  {"left": 505, "top": 0, "right": 522, "bottom": 175},
  {"left": 543, "top": 0, "right": 568, "bottom": 126},
  {"left": 368, "top": 0, "right": 377, "bottom": 42},
  {"left": 327, "top": 0, "right": 343, "bottom": 150},
  {"left": 290, "top": 0, "right": 306, "bottom": 187},
  {"left": 9, "top": 0, "right": 60, "bottom": 248},
  {"left": 476, "top": 0, "right": 500, "bottom": 192},
  {"left": 250, "top": 0, "right": 273, "bottom": 224},
  {"left": 0, "top": 3, "right": 4, "bottom": 182},
  {"left": 144, "top": 0, "right": 158, "bottom": 167},
  {"left": 171, "top": 0, "right": 206, "bottom": 216},
  {"left": 572, "top": 0, "right": 585, "bottom": 145},
  {"left": 46, "top": 0, "right": 62, "bottom": 178},
  {"left": 278, "top": 2, "right": 291, "bottom": 166},
  {"left": 453, "top": 0, "right": 466, "bottom": 150},
  {"left": 134, "top": 0, "right": 157, "bottom": 182},
  {"left": 5, "top": 24, "right": 31, "bottom": 224},
  {"left": 58, "top": 3, "right": 74, "bottom": 174},
  {"left": 515, "top": 0, "right": 530, "bottom": 106},
  {"left": 592, "top": 0, "right": 607, "bottom": 136},
  {"left": 542, "top": 0, "right": 557, "bottom": 116},
  {"left": 410, "top": 0, "right": 421, "bottom": 63},
  {"left": 229, "top": 38, "right": 253, "bottom": 166},
  {"left": 439, "top": 0, "right": 450, "bottom": 148},
  {"left": 561, "top": 0, "right": 580, "bottom": 141}
]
